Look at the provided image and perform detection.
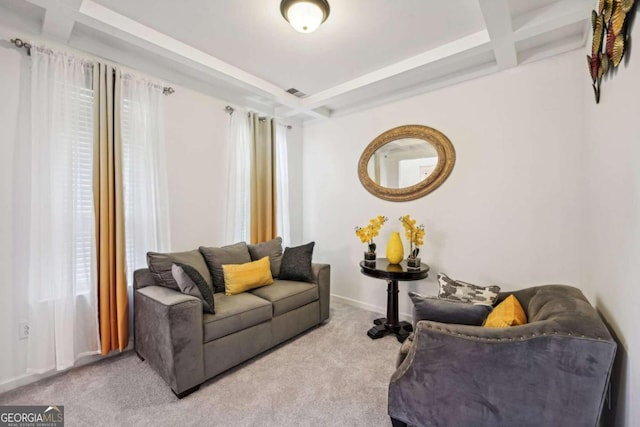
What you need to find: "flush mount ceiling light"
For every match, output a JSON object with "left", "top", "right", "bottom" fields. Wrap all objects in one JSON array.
[{"left": 280, "top": 0, "right": 330, "bottom": 33}]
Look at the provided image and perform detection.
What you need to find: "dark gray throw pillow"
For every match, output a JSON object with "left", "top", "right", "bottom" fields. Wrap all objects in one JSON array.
[
  {"left": 199, "top": 242, "right": 252, "bottom": 293},
  {"left": 279, "top": 242, "right": 315, "bottom": 282},
  {"left": 248, "top": 237, "right": 283, "bottom": 278},
  {"left": 147, "top": 249, "right": 213, "bottom": 291},
  {"left": 172, "top": 263, "right": 215, "bottom": 314},
  {"left": 409, "top": 291, "right": 492, "bottom": 326}
]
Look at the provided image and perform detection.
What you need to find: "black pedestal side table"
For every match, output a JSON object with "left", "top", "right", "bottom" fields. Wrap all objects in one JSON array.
[{"left": 359, "top": 258, "right": 429, "bottom": 343}]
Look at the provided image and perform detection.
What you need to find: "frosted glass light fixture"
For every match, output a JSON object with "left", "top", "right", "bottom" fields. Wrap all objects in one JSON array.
[{"left": 280, "top": 0, "right": 330, "bottom": 33}]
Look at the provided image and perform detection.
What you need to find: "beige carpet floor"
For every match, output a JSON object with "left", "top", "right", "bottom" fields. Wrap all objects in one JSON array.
[{"left": 0, "top": 300, "right": 403, "bottom": 427}]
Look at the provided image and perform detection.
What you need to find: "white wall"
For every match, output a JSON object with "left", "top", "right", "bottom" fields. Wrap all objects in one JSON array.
[
  {"left": 302, "top": 50, "right": 585, "bottom": 319},
  {"left": 582, "top": 8, "right": 640, "bottom": 425},
  {"left": 163, "top": 86, "right": 230, "bottom": 250}
]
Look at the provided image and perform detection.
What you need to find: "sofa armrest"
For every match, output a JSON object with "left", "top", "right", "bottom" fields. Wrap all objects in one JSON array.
[
  {"left": 389, "top": 320, "right": 616, "bottom": 426},
  {"left": 134, "top": 285, "right": 204, "bottom": 395},
  {"left": 311, "top": 263, "right": 331, "bottom": 322}
]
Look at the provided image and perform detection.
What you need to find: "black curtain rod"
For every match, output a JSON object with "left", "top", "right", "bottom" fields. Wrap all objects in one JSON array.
[{"left": 10, "top": 38, "right": 175, "bottom": 96}]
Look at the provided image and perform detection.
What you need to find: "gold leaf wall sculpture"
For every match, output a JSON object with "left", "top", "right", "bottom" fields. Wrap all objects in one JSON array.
[
  {"left": 621, "top": 0, "right": 634, "bottom": 12},
  {"left": 588, "top": 0, "right": 636, "bottom": 103}
]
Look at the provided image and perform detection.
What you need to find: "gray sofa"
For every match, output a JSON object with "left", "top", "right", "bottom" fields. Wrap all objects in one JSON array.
[
  {"left": 133, "top": 263, "right": 330, "bottom": 398},
  {"left": 389, "top": 285, "right": 616, "bottom": 427}
]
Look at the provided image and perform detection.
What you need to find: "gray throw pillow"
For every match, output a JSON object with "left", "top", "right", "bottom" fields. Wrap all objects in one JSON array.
[
  {"left": 199, "top": 242, "right": 252, "bottom": 293},
  {"left": 248, "top": 237, "right": 283, "bottom": 278},
  {"left": 409, "top": 291, "right": 492, "bottom": 326},
  {"left": 172, "top": 263, "right": 215, "bottom": 314},
  {"left": 279, "top": 242, "right": 315, "bottom": 282},
  {"left": 437, "top": 273, "right": 500, "bottom": 306},
  {"left": 147, "top": 249, "right": 212, "bottom": 291}
]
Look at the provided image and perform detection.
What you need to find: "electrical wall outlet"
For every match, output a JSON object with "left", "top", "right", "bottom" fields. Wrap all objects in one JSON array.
[{"left": 18, "top": 321, "right": 29, "bottom": 340}]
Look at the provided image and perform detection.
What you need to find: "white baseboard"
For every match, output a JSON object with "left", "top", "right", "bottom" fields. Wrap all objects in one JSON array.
[
  {"left": 331, "top": 293, "right": 412, "bottom": 323},
  {"left": 0, "top": 342, "right": 133, "bottom": 395}
]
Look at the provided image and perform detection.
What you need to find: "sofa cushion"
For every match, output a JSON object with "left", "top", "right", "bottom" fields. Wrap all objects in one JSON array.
[
  {"left": 222, "top": 256, "right": 274, "bottom": 295},
  {"left": 484, "top": 294, "right": 527, "bottom": 328},
  {"left": 279, "top": 242, "right": 315, "bottom": 282},
  {"left": 172, "top": 263, "right": 215, "bottom": 314},
  {"left": 147, "top": 249, "right": 212, "bottom": 291},
  {"left": 437, "top": 272, "right": 500, "bottom": 306},
  {"left": 248, "top": 237, "right": 283, "bottom": 278},
  {"left": 409, "top": 292, "right": 492, "bottom": 326},
  {"left": 199, "top": 242, "right": 252, "bottom": 293},
  {"left": 250, "top": 280, "right": 319, "bottom": 317},
  {"left": 203, "top": 292, "right": 272, "bottom": 342}
]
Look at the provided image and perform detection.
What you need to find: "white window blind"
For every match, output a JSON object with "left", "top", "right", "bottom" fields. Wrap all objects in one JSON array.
[{"left": 54, "top": 76, "right": 95, "bottom": 297}]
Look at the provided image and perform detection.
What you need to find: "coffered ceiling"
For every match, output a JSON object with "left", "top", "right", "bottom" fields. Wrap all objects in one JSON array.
[{"left": 0, "top": 0, "right": 591, "bottom": 121}]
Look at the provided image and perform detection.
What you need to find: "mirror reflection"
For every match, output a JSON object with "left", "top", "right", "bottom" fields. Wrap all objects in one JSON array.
[{"left": 366, "top": 138, "right": 438, "bottom": 189}]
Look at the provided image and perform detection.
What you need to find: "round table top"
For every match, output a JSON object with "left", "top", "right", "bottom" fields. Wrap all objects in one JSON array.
[{"left": 359, "top": 258, "right": 430, "bottom": 281}]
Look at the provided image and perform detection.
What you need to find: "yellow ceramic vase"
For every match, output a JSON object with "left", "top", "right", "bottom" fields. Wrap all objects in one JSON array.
[{"left": 386, "top": 231, "right": 404, "bottom": 264}]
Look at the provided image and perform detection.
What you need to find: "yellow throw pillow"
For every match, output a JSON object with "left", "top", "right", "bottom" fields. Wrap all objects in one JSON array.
[
  {"left": 484, "top": 294, "right": 527, "bottom": 328},
  {"left": 222, "top": 256, "right": 274, "bottom": 295}
]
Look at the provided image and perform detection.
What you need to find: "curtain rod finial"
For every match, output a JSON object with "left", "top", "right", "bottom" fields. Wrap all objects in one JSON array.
[
  {"left": 225, "top": 105, "right": 234, "bottom": 114},
  {"left": 11, "top": 38, "right": 31, "bottom": 56}
]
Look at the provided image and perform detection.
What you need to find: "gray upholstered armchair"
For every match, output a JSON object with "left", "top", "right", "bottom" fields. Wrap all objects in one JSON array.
[{"left": 389, "top": 285, "right": 616, "bottom": 427}]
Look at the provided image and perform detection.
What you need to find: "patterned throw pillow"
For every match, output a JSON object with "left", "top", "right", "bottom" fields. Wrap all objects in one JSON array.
[{"left": 437, "top": 273, "right": 500, "bottom": 306}]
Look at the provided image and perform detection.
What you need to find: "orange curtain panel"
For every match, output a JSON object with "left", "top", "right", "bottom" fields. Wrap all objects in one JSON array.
[{"left": 93, "top": 63, "right": 129, "bottom": 354}]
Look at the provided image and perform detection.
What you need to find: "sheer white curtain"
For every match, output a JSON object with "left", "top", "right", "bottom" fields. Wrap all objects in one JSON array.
[
  {"left": 121, "top": 73, "right": 171, "bottom": 283},
  {"left": 225, "top": 109, "right": 252, "bottom": 243},
  {"left": 275, "top": 123, "right": 291, "bottom": 247},
  {"left": 26, "top": 46, "right": 100, "bottom": 372}
]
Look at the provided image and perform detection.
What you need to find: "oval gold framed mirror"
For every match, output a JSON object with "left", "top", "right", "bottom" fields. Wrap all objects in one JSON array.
[{"left": 357, "top": 125, "right": 455, "bottom": 202}]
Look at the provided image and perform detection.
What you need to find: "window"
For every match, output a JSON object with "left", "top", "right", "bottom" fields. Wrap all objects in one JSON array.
[{"left": 52, "top": 73, "right": 95, "bottom": 297}]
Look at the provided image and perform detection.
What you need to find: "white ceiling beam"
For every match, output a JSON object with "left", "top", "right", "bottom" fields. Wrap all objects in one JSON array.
[
  {"left": 75, "top": 0, "right": 302, "bottom": 109},
  {"left": 518, "top": 33, "right": 586, "bottom": 65},
  {"left": 276, "top": 105, "right": 332, "bottom": 119},
  {"left": 512, "top": 0, "right": 591, "bottom": 41},
  {"left": 301, "top": 30, "right": 492, "bottom": 111},
  {"left": 478, "top": 0, "right": 517, "bottom": 70},
  {"left": 41, "top": 0, "right": 82, "bottom": 42},
  {"left": 301, "top": 107, "right": 333, "bottom": 120},
  {"left": 325, "top": 63, "right": 499, "bottom": 120}
]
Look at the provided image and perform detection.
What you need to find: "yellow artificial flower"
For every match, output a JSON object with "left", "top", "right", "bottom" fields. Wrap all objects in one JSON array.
[
  {"left": 355, "top": 215, "right": 388, "bottom": 252},
  {"left": 399, "top": 214, "right": 426, "bottom": 258}
]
